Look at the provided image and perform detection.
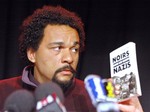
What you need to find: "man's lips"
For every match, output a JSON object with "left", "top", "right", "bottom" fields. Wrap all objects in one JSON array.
[
  {"left": 54, "top": 65, "right": 76, "bottom": 77},
  {"left": 59, "top": 70, "right": 72, "bottom": 75}
]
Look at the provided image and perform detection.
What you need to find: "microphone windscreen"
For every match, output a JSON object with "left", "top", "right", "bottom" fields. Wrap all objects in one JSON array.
[
  {"left": 84, "top": 74, "right": 106, "bottom": 106},
  {"left": 34, "top": 81, "right": 64, "bottom": 103},
  {"left": 4, "top": 89, "right": 35, "bottom": 112}
]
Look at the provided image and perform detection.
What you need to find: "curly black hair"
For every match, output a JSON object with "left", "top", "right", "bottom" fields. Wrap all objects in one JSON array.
[{"left": 19, "top": 5, "right": 85, "bottom": 62}]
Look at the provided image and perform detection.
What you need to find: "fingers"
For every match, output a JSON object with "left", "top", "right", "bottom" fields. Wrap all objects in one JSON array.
[
  {"left": 118, "top": 104, "right": 138, "bottom": 112},
  {"left": 115, "top": 84, "right": 121, "bottom": 95}
]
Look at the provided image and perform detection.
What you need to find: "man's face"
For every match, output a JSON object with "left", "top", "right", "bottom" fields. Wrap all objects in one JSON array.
[{"left": 27, "top": 25, "right": 80, "bottom": 86}]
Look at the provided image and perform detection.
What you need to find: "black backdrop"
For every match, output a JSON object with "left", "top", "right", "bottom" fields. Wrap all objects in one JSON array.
[{"left": 0, "top": 0, "right": 149, "bottom": 111}]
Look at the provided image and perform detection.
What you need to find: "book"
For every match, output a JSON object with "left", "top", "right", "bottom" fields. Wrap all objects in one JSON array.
[{"left": 109, "top": 42, "right": 142, "bottom": 102}]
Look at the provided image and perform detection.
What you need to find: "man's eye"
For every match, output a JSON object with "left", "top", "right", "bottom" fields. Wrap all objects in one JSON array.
[
  {"left": 71, "top": 48, "right": 79, "bottom": 53},
  {"left": 53, "top": 47, "right": 61, "bottom": 51}
]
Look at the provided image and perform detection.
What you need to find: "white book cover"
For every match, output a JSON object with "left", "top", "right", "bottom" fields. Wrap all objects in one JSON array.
[{"left": 109, "top": 42, "right": 142, "bottom": 102}]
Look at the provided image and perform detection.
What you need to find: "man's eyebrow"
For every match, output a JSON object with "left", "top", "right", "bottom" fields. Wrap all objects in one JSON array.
[
  {"left": 48, "top": 42, "right": 64, "bottom": 46},
  {"left": 48, "top": 41, "right": 80, "bottom": 46},
  {"left": 73, "top": 41, "right": 80, "bottom": 46}
]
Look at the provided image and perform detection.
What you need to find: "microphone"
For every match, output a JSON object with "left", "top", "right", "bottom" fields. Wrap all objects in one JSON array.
[
  {"left": 3, "top": 89, "right": 35, "bottom": 112},
  {"left": 34, "top": 81, "right": 67, "bottom": 112},
  {"left": 84, "top": 74, "right": 120, "bottom": 112}
]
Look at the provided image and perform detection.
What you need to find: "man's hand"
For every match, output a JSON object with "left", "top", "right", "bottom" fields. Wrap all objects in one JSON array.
[
  {"left": 108, "top": 78, "right": 143, "bottom": 112},
  {"left": 118, "top": 97, "right": 143, "bottom": 112}
]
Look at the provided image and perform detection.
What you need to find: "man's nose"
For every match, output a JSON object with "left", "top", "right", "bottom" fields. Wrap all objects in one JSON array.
[{"left": 61, "top": 49, "right": 73, "bottom": 64}]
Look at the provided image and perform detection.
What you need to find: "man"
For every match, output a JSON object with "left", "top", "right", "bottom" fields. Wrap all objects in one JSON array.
[{"left": 0, "top": 5, "right": 143, "bottom": 112}]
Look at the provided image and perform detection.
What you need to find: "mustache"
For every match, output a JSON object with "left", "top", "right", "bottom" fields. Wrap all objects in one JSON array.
[{"left": 54, "top": 65, "right": 77, "bottom": 75}]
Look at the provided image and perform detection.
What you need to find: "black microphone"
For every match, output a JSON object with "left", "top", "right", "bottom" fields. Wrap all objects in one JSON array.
[
  {"left": 34, "top": 81, "right": 67, "bottom": 112},
  {"left": 84, "top": 74, "right": 120, "bottom": 112},
  {"left": 3, "top": 89, "right": 35, "bottom": 112}
]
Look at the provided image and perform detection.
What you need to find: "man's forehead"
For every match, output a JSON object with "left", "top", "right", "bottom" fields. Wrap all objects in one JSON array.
[{"left": 42, "top": 25, "right": 80, "bottom": 45}]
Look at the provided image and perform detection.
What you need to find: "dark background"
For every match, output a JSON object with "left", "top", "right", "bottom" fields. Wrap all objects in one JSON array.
[{"left": 0, "top": 0, "right": 149, "bottom": 111}]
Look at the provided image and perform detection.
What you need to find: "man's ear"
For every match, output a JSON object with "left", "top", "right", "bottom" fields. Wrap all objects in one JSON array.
[{"left": 27, "top": 48, "right": 36, "bottom": 63}]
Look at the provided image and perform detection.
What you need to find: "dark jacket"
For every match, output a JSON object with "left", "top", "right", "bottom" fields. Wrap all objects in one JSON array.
[{"left": 0, "top": 76, "right": 96, "bottom": 112}]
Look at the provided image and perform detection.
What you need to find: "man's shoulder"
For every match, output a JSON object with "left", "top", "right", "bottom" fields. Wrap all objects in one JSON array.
[
  {"left": 0, "top": 76, "right": 21, "bottom": 83},
  {"left": 65, "top": 78, "right": 96, "bottom": 112},
  {"left": 0, "top": 76, "right": 22, "bottom": 88},
  {"left": 0, "top": 76, "right": 23, "bottom": 110},
  {"left": 74, "top": 78, "right": 84, "bottom": 86},
  {"left": 74, "top": 78, "right": 84, "bottom": 83},
  {"left": 73, "top": 78, "right": 86, "bottom": 92}
]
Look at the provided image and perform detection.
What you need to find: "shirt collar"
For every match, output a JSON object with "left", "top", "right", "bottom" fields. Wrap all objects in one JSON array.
[{"left": 22, "top": 65, "right": 40, "bottom": 87}]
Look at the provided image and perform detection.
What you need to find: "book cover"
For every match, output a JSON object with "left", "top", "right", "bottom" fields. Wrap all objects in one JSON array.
[{"left": 109, "top": 42, "right": 142, "bottom": 102}]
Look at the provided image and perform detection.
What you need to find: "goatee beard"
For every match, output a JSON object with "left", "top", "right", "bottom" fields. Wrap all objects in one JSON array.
[
  {"left": 52, "top": 75, "right": 75, "bottom": 93},
  {"left": 52, "top": 65, "right": 76, "bottom": 93}
]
